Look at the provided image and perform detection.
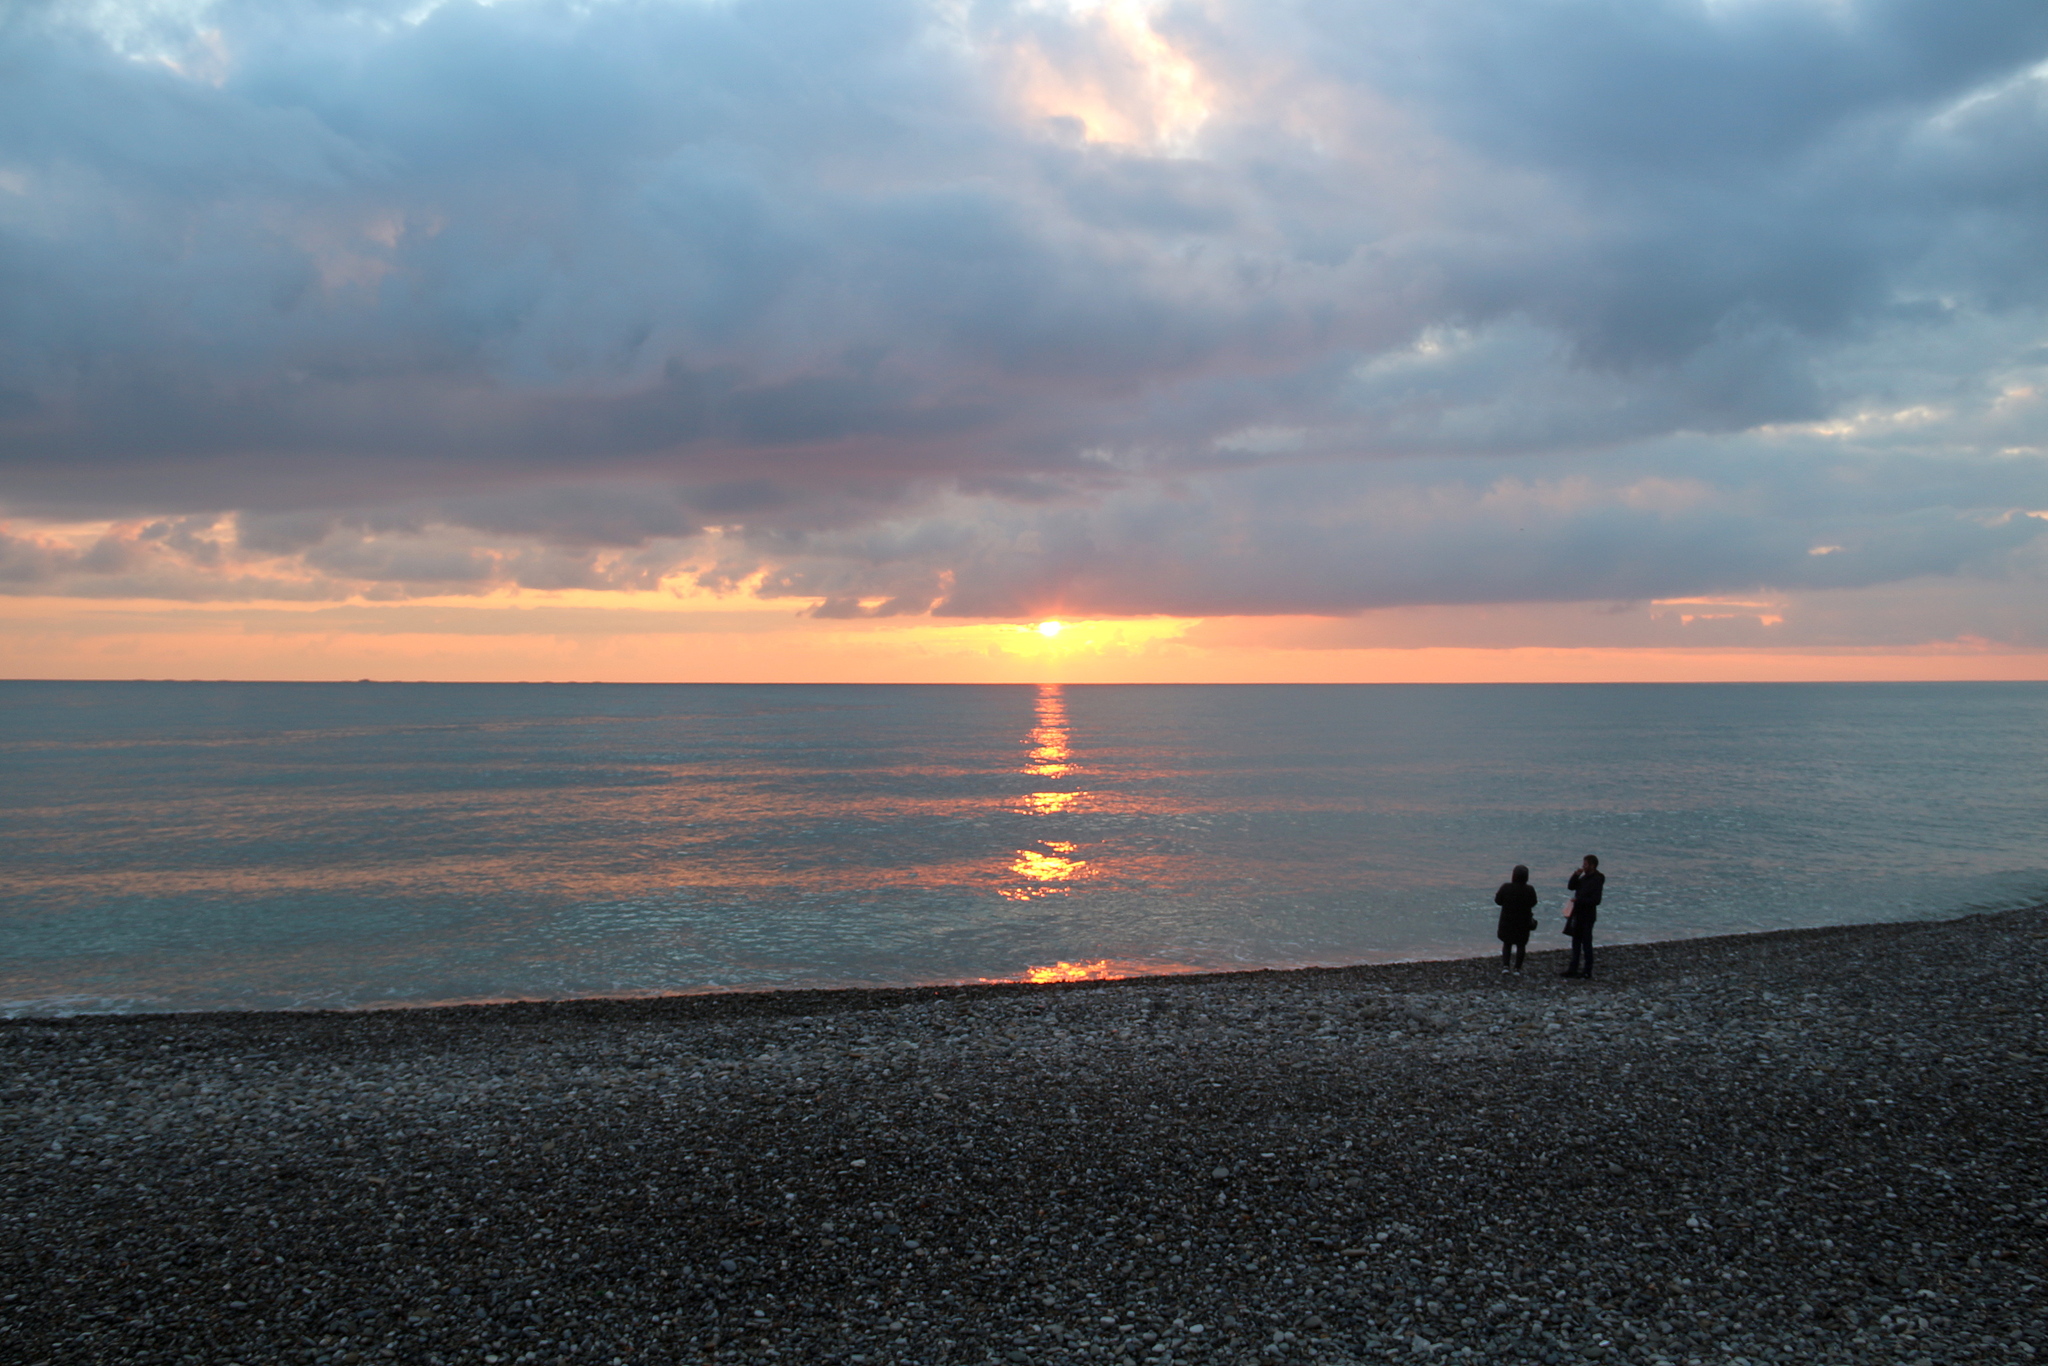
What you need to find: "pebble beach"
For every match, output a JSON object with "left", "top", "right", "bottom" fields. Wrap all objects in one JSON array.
[{"left": 4, "top": 908, "right": 2046, "bottom": 1366}]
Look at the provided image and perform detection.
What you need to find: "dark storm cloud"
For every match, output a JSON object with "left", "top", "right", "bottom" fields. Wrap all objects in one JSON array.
[
  {"left": 0, "top": 0, "right": 2045, "bottom": 619},
  {"left": 1276, "top": 0, "right": 2048, "bottom": 361}
]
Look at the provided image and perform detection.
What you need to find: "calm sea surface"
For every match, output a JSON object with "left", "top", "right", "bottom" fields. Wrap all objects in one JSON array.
[{"left": 3, "top": 681, "right": 2045, "bottom": 1015}]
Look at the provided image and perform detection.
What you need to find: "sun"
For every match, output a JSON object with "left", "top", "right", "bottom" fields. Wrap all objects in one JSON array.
[{"left": 1036, "top": 620, "right": 1065, "bottom": 638}]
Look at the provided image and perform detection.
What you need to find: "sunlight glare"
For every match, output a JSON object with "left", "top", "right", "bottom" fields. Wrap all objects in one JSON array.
[
  {"left": 982, "top": 958, "right": 1209, "bottom": 984},
  {"left": 1002, "top": 0, "right": 1212, "bottom": 153},
  {"left": 1021, "top": 959, "right": 1119, "bottom": 983}
]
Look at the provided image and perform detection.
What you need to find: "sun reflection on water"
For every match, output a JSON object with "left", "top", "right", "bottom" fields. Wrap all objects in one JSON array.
[
  {"left": 1000, "top": 841, "right": 1087, "bottom": 900},
  {"left": 986, "top": 958, "right": 1209, "bottom": 984},
  {"left": 1001, "top": 684, "right": 1093, "bottom": 902},
  {"left": 1022, "top": 958, "right": 1118, "bottom": 982},
  {"left": 1024, "top": 681, "right": 1077, "bottom": 779}
]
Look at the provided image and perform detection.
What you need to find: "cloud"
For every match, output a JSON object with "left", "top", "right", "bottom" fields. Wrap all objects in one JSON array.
[
  {"left": 0, "top": 0, "right": 2045, "bottom": 632},
  {"left": 725, "top": 433, "right": 2048, "bottom": 618}
]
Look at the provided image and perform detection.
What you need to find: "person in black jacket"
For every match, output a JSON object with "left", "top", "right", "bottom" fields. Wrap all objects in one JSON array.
[
  {"left": 1563, "top": 854, "right": 1604, "bottom": 979},
  {"left": 1493, "top": 864, "right": 1538, "bottom": 973}
]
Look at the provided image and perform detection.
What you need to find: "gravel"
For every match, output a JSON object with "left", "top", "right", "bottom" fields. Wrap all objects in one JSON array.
[{"left": 4, "top": 908, "right": 2047, "bottom": 1366}]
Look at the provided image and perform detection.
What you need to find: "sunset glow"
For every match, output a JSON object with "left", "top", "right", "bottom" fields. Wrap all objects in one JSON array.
[
  {"left": 1, "top": 1, "right": 2044, "bottom": 683},
  {"left": 4, "top": 594, "right": 2046, "bottom": 683}
]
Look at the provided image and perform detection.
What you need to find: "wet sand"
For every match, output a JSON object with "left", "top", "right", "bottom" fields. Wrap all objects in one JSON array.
[{"left": 4, "top": 908, "right": 2046, "bottom": 1365}]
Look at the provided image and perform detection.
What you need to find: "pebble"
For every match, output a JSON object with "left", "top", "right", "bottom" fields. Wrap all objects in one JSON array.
[{"left": 2, "top": 909, "right": 2046, "bottom": 1364}]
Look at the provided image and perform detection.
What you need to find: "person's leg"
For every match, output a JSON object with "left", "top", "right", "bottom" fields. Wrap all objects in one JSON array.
[
  {"left": 1564, "top": 934, "right": 1586, "bottom": 976},
  {"left": 1501, "top": 943, "right": 1512, "bottom": 971},
  {"left": 1513, "top": 942, "right": 1526, "bottom": 970},
  {"left": 1583, "top": 930, "right": 1594, "bottom": 979}
]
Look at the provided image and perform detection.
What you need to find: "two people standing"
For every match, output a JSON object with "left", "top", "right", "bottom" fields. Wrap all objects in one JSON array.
[{"left": 1493, "top": 854, "right": 1604, "bottom": 979}]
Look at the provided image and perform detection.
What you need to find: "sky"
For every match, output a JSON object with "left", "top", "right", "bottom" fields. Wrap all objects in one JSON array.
[{"left": 2, "top": 0, "right": 2047, "bottom": 682}]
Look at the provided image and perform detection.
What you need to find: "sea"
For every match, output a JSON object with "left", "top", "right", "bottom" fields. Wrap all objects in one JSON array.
[{"left": 3, "top": 681, "right": 2045, "bottom": 1016}]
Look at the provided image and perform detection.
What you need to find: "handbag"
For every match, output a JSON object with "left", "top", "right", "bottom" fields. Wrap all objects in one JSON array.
[{"left": 1560, "top": 898, "right": 1576, "bottom": 935}]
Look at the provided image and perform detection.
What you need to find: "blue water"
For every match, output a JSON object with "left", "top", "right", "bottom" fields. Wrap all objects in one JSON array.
[{"left": 2, "top": 681, "right": 2044, "bottom": 1015}]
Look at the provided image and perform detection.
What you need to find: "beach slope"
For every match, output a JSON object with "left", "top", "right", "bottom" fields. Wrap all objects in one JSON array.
[{"left": 4, "top": 909, "right": 2046, "bottom": 1365}]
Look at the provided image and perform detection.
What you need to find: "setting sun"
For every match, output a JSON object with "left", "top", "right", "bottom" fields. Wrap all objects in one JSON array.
[{"left": 1036, "top": 620, "right": 1065, "bottom": 637}]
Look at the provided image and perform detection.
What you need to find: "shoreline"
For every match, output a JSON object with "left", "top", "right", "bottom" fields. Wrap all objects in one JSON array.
[
  {"left": 6, "top": 906, "right": 2029, "bottom": 1028},
  {"left": 4, "top": 907, "right": 2045, "bottom": 1365}
]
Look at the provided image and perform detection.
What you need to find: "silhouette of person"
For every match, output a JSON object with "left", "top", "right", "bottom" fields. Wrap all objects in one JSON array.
[
  {"left": 1493, "top": 864, "right": 1538, "bottom": 973},
  {"left": 1563, "top": 854, "right": 1604, "bottom": 979}
]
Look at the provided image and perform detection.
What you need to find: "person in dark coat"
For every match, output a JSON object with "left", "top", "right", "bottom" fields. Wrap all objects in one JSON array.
[
  {"left": 1563, "top": 854, "right": 1604, "bottom": 979},
  {"left": 1493, "top": 865, "right": 1538, "bottom": 973}
]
